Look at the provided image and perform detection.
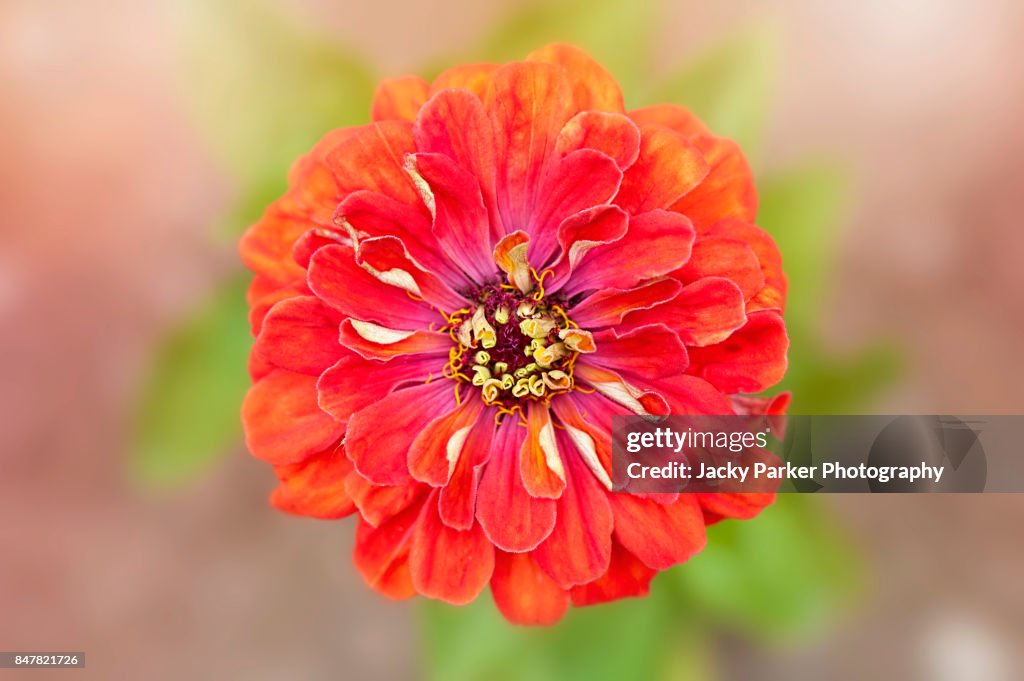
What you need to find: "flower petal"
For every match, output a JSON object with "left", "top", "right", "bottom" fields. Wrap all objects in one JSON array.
[
  {"left": 697, "top": 492, "right": 775, "bottom": 521},
  {"left": 626, "top": 277, "right": 747, "bottom": 347},
  {"left": 439, "top": 416, "right": 494, "bottom": 530},
  {"left": 338, "top": 319, "right": 451, "bottom": 360},
  {"left": 317, "top": 352, "right": 438, "bottom": 425},
  {"left": 628, "top": 104, "right": 709, "bottom": 138},
  {"left": 687, "top": 310, "right": 789, "bottom": 393},
  {"left": 608, "top": 493, "right": 706, "bottom": 570},
  {"left": 253, "top": 296, "right": 344, "bottom": 375},
  {"left": 527, "top": 43, "right": 625, "bottom": 113},
  {"left": 491, "top": 550, "right": 569, "bottom": 625},
  {"left": 675, "top": 235, "right": 765, "bottom": 301},
  {"left": 555, "top": 111, "right": 641, "bottom": 169},
  {"left": 569, "top": 278, "right": 681, "bottom": 329},
  {"left": 354, "top": 499, "right": 425, "bottom": 600},
  {"left": 586, "top": 323, "right": 688, "bottom": 381},
  {"left": 270, "top": 446, "right": 356, "bottom": 519},
  {"left": 345, "top": 471, "right": 423, "bottom": 528},
  {"left": 345, "top": 381, "right": 456, "bottom": 485},
  {"left": 705, "top": 218, "right": 787, "bottom": 312},
  {"left": 414, "top": 89, "right": 502, "bottom": 241},
  {"left": 371, "top": 75, "right": 430, "bottom": 122},
  {"left": 430, "top": 63, "right": 498, "bottom": 98},
  {"left": 355, "top": 235, "right": 468, "bottom": 312},
  {"left": 242, "top": 369, "right": 344, "bottom": 465},
  {"left": 408, "top": 397, "right": 486, "bottom": 486},
  {"left": 569, "top": 541, "right": 656, "bottom": 607},
  {"left": 572, "top": 363, "right": 670, "bottom": 417},
  {"left": 671, "top": 135, "right": 757, "bottom": 230},
  {"left": 615, "top": 124, "right": 709, "bottom": 214},
  {"left": 533, "top": 441, "right": 613, "bottom": 588},
  {"left": 519, "top": 402, "right": 566, "bottom": 499},
  {"left": 324, "top": 121, "right": 421, "bottom": 207},
  {"left": 307, "top": 244, "right": 437, "bottom": 329},
  {"left": 567, "top": 209, "right": 695, "bottom": 292},
  {"left": 240, "top": 212, "right": 309, "bottom": 285},
  {"left": 487, "top": 61, "right": 574, "bottom": 231},
  {"left": 406, "top": 152, "right": 496, "bottom": 283},
  {"left": 478, "top": 418, "right": 557, "bottom": 552},
  {"left": 409, "top": 491, "right": 495, "bottom": 605}
]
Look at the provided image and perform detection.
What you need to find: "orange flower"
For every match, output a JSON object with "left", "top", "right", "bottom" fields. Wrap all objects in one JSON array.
[{"left": 240, "top": 44, "right": 788, "bottom": 624}]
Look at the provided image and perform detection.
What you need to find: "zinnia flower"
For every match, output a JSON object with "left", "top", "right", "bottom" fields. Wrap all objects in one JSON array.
[{"left": 240, "top": 44, "right": 789, "bottom": 625}]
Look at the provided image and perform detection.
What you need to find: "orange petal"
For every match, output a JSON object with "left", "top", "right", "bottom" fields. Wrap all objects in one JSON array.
[
  {"left": 270, "top": 446, "right": 356, "bottom": 519},
  {"left": 527, "top": 43, "right": 624, "bottom": 113},
  {"left": 705, "top": 218, "right": 787, "bottom": 312},
  {"left": 491, "top": 550, "right": 569, "bottom": 625},
  {"left": 438, "top": 416, "right": 494, "bottom": 530},
  {"left": 675, "top": 234, "right": 765, "bottom": 301},
  {"left": 608, "top": 493, "right": 706, "bottom": 570},
  {"left": 626, "top": 277, "right": 747, "bottom": 348},
  {"left": 354, "top": 500, "right": 425, "bottom": 600},
  {"left": 671, "top": 135, "right": 757, "bottom": 231},
  {"left": 615, "top": 124, "right": 709, "bottom": 214},
  {"left": 430, "top": 63, "right": 498, "bottom": 99},
  {"left": 519, "top": 403, "right": 566, "bottom": 499},
  {"left": 555, "top": 111, "right": 641, "bottom": 169},
  {"left": 253, "top": 296, "right": 344, "bottom": 375},
  {"left": 371, "top": 75, "right": 430, "bottom": 122},
  {"left": 407, "top": 398, "right": 485, "bottom": 486},
  {"left": 324, "top": 121, "right": 421, "bottom": 207},
  {"left": 687, "top": 309, "right": 789, "bottom": 393},
  {"left": 569, "top": 278, "right": 681, "bottom": 329},
  {"left": 242, "top": 369, "right": 344, "bottom": 465},
  {"left": 569, "top": 541, "right": 656, "bottom": 607},
  {"left": 345, "top": 471, "right": 424, "bottom": 528},
  {"left": 628, "top": 103, "right": 709, "bottom": 139}
]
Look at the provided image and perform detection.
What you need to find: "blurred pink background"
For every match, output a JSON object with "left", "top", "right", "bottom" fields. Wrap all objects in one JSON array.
[{"left": 1, "top": 0, "right": 1022, "bottom": 678}]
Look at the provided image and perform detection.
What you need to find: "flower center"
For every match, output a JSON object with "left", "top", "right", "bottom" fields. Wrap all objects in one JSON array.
[{"left": 442, "top": 283, "right": 593, "bottom": 407}]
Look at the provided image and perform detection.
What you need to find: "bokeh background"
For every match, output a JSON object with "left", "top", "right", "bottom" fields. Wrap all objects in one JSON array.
[{"left": 2, "top": 0, "right": 1023, "bottom": 679}]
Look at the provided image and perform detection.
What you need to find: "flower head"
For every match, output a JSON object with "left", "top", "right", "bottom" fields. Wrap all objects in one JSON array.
[{"left": 240, "top": 44, "right": 789, "bottom": 624}]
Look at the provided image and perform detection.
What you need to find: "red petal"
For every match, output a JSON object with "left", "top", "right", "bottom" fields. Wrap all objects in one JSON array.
[
  {"left": 307, "top": 244, "right": 437, "bottom": 329},
  {"left": 608, "top": 493, "right": 706, "bottom": 570},
  {"left": 519, "top": 403, "right": 567, "bottom": 499},
  {"left": 671, "top": 135, "right": 757, "bottom": 230},
  {"left": 409, "top": 492, "right": 495, "bottom": 605},
  {"left": 569, "top": 541, "right": 657, "bottom": 607},
  {"left": 533, "top": 443, "right": 613, "bottom": 588},
  {"left": 407, "top": 152, "right": 495, "bottom": 283},
  {"left": 316, "top": 352, "right": 438, "bottom": 424},
  {"left": 527, "top": 43, "right": 625, "bottom": 113},
  {"left": 253, "top": 296, "right": 343, "bottom": 375},
  {"left": 487, "top": 62, "right": 574, "bottom": 232},
  {"left": 570, "top": 278, "right": 681, "bottom": 329},
  {"left": 242, "top": 369, "right": 344, "bottom": 465},
  {"left": 648, "top": 373, "right": 735, "bottom": 415},
  {"left": 705, "top": 218, "right": 787, "bottom": 312},
  {"left": 345, "top": 381, "right": 456, "bottom": 485},
  {"left": 626, "top": 277, "right": 747, "bottom": 347},
  {"left": 697, "top": 492, "right": 774, "bottom": 520},
  {"left": 555, "top": 111, "right": 641, "bottom": 169},
  {"left": 675, "top": 235, "right": 765, "bottom": 301},
  {"left": 355, "top": 235, "right": 468, "bottom": 312},
  {"left": 247, "top": 276, "right": 308, "bottom": 336},
  {"left": 345, "top": 472, "right": 423, "bottom": 528},
  {"left": 478, "top": 419, "right": 557, "bottom": 552},
  {"left": 270, "top": 446, "right": 356, "bottom": 519},
  {"left": 239, "top": 211, "right": 309, "bottom": 286},
  {"left": 687, "top": 310, "right": 789, "bottom": 394},
  {"left": 353, "top": 499, "right": 425, "bottom": 600},
  {"left": 414, "top": 89, "right": 501, "bottom": 242},
  {"left": 324, "top": 121, "right": 421, "bottom": 207},
  {"left": 408, "top": 398, "right": 486, "bottom": 486},
  {"left": 568, "top": 209, "right": 695, "bottom": 292},
  {"left": 573, "top": 363, "right": 670, "bottom": 417},
  {"left": 615, "top": 124, "right": 708, "bottom": 214},
  {"left": 338, "top": 318, "right": 450, "bottom": 361},
  {"left": 491, "top": 550, "right": 569, "bottom": 625},
  {"left": 545, "top": 205, "right": 629, "bottom": 292},
  {"left": 439, "top": 416, "right": 494, "bottom": 530},
  {"left": 371, "top": 75, "right": 430, "bottom": 122},
  {"left": 587, "top": 324, "right": 688, "bottom": 381}
]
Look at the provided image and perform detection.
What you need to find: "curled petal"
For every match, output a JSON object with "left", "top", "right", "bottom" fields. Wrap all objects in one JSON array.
[
  {"left": 356, "top": 235, "right": 468, "bottom": 312},
  {"left": 676, "top": 235, "right": 765, "bottom": 301},
  {"left": 317, "top": 352, "right": 438, "bottom": 425},
  {"left": 573, "top": 363, "right": 670, "bottom": 417},
  {"left": 339, "top": 319, "right": 451, "bottom": 360},
  {"left": 570, "top": 278, "right": 681, "bottom": 329},
  {"left": 408, "top": 398, "right": 486, "bottom": 486},
  {"left": 626, "top": 277, "right": 747, "bottom": 347},
  {"left": 519, "top": 403, "right": 566, "bottom": 499},
  {"left": 587, "top": 323, "right": 688, "bottom": 381},
  {"left": 439, "top": 416, "right": 494, "bottom": 530},
  {"left": 545, "top": 205, "right": 629, "bottom": 291},
  {"left": 555, "top": 111, "right": 641, "bottom": 169},
  {"left": 493, "top": 231, "right": 533, "bottom": 293}
]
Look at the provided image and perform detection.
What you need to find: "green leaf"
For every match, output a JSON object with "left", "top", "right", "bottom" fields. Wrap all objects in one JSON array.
[
  {"left": 131, "top": 275, "right": 251, "bottom": 486},
  {"left": 421, "top": 595, "right": 677, "bottom": 681},
  {"left": 432, "top": 0, "right": 662, "bottom": 103},
  {"left": 177, "top": 0, "right": 375, "bottom": 231},
  {"left": 653, "top": 24, "right": 779, "bottom": 152},
  {"left": 672, "top": 495, "right": 860, "bottom": 641}
]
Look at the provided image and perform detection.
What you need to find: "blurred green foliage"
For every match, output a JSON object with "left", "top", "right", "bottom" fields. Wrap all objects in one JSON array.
[{"left": 133, "top": 0, "right": 902, "bottom": 677}]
